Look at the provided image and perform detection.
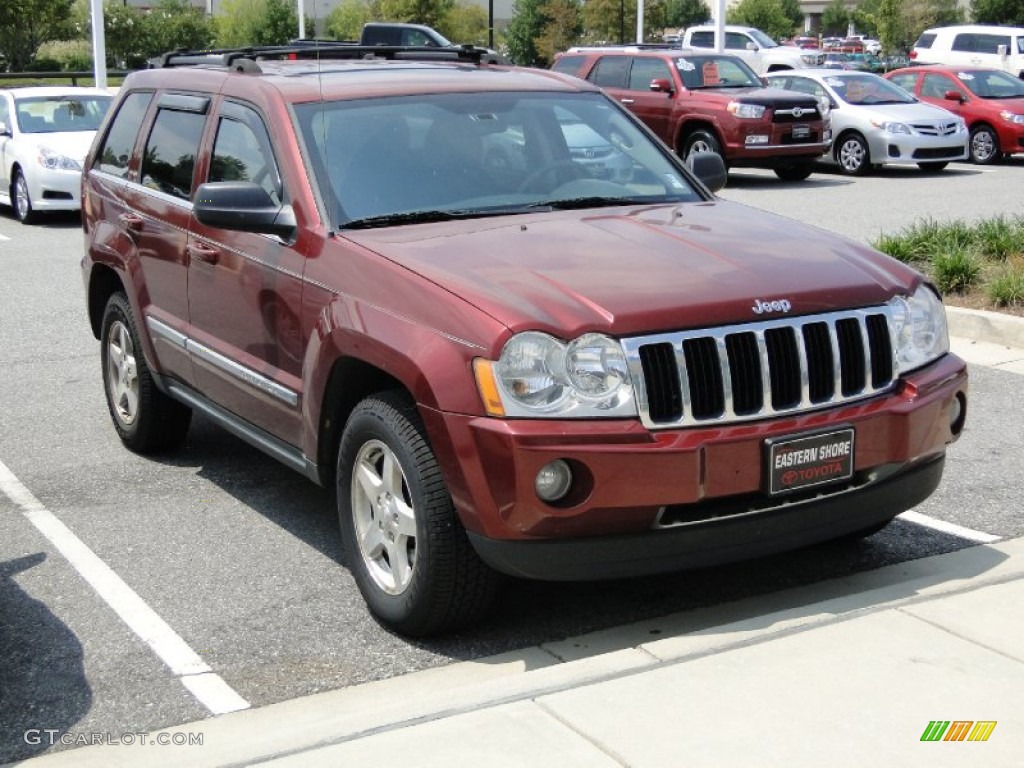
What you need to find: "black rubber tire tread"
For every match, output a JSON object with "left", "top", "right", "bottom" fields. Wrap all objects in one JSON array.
[
  {"left": 12, "top": 170, "right": 39, "bottom": 225},
  {"left": 100, "top": 292, "right": 192, "bottom": 453},
  {"left": 774, "top": 163, "right": 815, "bottom": 182},
  {"left": 337, "top": 390, "right": 498, "bottom": 636},
  {"left": 682, "top": 129, "right": 724, "bottom": 163},
  {"left": 836, "top": 132, "right": 871, "bottom": 176}
]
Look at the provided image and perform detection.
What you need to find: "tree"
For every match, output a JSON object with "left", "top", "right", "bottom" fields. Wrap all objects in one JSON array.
[
  {"left": 440, "top": 0, "right": 491, "bottom": 46},
  {"left": 324, "top": 0, "right": 373, "bottom": 40},
  {"left": 582, "top": 0, "right": 637, "bottom": 44},
  {"left": 779, "top": 0, "right": 805, "bottom": 31},
  {"left": 874, "top": 0, "right": 906, "bottom": 53},
  {"left": 506, "top": 0, "right": 546, "bottom": 63},
  {"left": 665, "top": 0, "right": 710, "bottom": 29},
  {"left": 726, "top": 0, "right": 796, "bottom": 40},
  {"left": 145, "top": 0, "right": 215, "bottom": 57},
  {"left": 216, "top": 0, "right": 300, "bottom": 47},
  {"left": 536, "top": 0, "right": 581, "bottom": 61},
  {"left": 851, "top": 0, "right": 880, "bottom": 38},
  {"left": 821, "top": 0, "right": 851, "bottom": 35},
  {"left": 1, "top": 0, "right": 73, "bottom": 71},
  {"left": 972, "top": 0, "right": 1024, "bottom": 25},
  {"left": 374, "top": 0, "right": 456, "bottom": 29}
]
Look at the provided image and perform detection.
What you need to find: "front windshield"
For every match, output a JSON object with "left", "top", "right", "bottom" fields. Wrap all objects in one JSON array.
[
  {"left": 297, "top": 91, "right": 702, "bottom": 228},
  {"left": 957, "top": 69, "right": 1024, "bottom": 99},
  {"left": 675, "top": 55, "right": 761, "bottom": 88},
  {"left": 15, "top": 95, "right": 112, "bottom": 133},
  {"left": 826, "top": 74, "right": 916, "bottom": 105},
  {"left": 749, "top": 29, "right": 778, "bottom": 48}
]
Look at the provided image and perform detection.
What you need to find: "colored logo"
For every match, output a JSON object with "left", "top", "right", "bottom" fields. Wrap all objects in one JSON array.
[{"left": 920, "top": 721, "right": 997, "bottom": 742}]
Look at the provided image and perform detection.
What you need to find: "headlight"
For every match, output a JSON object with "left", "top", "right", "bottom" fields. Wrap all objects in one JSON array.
[
  {"left": 999, "top": 110, "right": 1024, "bottom": 125},
  {"left": 727, "top": 102, "right": 766, "bottom": 119},
  {"left": 37, "top": 146, "right": 81, "bottom": 171},
  {"left": 801, "top": 54, "right": 818, "bottom": 66},
  {"left": 888, "top": 285, "right": 949, "bottom": 373},
  {"left": 871, "top": 120, "right": 911, "bottom": 135},
  {"left": 474, "top": 331, "right": 636, "bottom": 418}
]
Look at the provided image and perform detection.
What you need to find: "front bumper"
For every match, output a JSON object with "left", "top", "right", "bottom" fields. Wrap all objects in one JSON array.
[
  {"left": 865, "top": 130, "right": 968, "bottom": 165},
  {"left": 26, "top": 167, "right": 82, "bottom": 212},
  {"left": 429, "top": 353, "right": 967, "bottom": 579}
]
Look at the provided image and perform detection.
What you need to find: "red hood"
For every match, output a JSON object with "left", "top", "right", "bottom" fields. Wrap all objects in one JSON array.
[{"left": 341, "top": 201, "right": 921, "bottom": 339}]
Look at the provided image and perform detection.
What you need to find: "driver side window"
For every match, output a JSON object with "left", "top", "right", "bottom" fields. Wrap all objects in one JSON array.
[{"left": 209, "top": 104, "right": 282, "bottom": 206}]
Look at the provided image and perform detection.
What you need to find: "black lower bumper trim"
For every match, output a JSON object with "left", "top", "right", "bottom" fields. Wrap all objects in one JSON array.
[{"left": 468, "top": 456, "right": 946, "bottom": 581}]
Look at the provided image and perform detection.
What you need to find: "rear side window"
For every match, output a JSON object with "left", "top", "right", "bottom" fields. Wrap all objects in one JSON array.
[
  {"left": 140, "top": 108, "right": 207, "bottom": 200},
  {"left": 689, "top": 31, "right": 713, "bottom": 48},
  {"left": 96, "top": 92, "right": 153, "bottom": 178},
  {"left": 628, "top": 58, "right": 672, "bottom": 90},
  {"left": 952, "top": 33, "right": 1010, "bottom": 53},
  {"left": 588, "top": 57, "right": 629, "bottom": 88},
  {"left": 915, "top": 33, "right": 936, "bottom": 49},
  {"left": 551, "top": 55, "right": 587, "bottom": 76}
]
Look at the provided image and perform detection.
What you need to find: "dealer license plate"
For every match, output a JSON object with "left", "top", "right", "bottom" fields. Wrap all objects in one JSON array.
[
  {"left": 792, "top": 125, "right": 810, "bottom": 139},
  {"left": 766, "top": 428, "right": 854, "bottom": 495}
]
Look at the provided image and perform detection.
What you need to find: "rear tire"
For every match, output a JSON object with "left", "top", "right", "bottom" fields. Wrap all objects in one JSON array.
[
  {"left": 337, "top": 391, "right": 498, "bottom": 636},
  {"left": 100, "top": 292, "right": 192, "bottom": 453}
]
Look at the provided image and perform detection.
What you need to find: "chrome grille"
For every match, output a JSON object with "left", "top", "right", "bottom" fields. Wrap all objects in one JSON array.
[
  {"left": 623, "top": 307, "right": 897, "bottom": 429},
  {"left": 911, "top": 121, "right": 960, "bottom": 137},
  {"left": 772, "top": 106, "right": 820, "bottom": 123}
]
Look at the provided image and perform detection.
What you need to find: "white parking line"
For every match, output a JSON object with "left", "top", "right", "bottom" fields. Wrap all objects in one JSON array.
[
  {"left": 0, "top": 459, "right": 250, "bottom": 715},
  {"left": 898, "top": 510, "right": 1002, "bottom": 543}
]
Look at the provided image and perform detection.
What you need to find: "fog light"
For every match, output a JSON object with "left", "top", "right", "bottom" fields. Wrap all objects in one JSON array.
[
  {"left": 745, "top": 135, "right": 769, "bottom": 145},
  {"left": 535, "top": 460, "right": 573, "bottom": 502}
]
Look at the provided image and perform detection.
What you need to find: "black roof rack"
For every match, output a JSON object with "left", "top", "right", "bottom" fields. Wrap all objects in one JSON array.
[{"left": 152, "top": 42, "right": 503, "bottom": 72}]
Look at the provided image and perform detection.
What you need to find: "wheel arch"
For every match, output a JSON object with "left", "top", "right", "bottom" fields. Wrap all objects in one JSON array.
[
  {"left": 675, "top": 119, "right": 721, "bottom": 154},
  {"left": 87, "top": 263, "right": 128, "bottom": 339},
  {"left": 833, "top": 128, "right": 869, "bottom": 162}
]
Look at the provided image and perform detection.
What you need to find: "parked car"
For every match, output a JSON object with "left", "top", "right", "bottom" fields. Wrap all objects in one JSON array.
[
  {"left": 0, "top": 86, "right": 112, "bottom": 223},
  {"left": 81, "top": 43, "right": 966, "bottom": 635},
  {"left": 552, "top": 48, "right": 830, "bottom": 180},
  {"left": 911, "top": 25, "right": 1024, "bottom": 79},
  {"left": 682, "top": 25, "right": 825, "bottom": 73},
  {"left": 885, "top": 65, "right": 1024, "bottom": 164},
  {"left": 766, "top": 69, "right": 968, "bottom": 174}
]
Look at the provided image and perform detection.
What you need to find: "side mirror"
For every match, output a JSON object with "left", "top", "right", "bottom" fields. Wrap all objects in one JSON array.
[
  {"left": 193, "top": 182, "right": 296, "bottom": 239},
  {"left": 649, "top": 78, "right": 674, "bottom": 95},
  {"left": 0, "top": 121, "right": 9, "bottom": 137},
  {"left": 687, "top": 151, "right": 727, "bottom": 193},
  {"left": 944, "top": 90, "right": 964, "bottom": 103},
  {"left": 746, "top": 42, "right": 759, "bottom": 51},
  {"left": 997, "top": 44, "right": 1008, "bottom": 58}
]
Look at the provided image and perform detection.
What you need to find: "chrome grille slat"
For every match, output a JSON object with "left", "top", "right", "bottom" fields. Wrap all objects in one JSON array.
[{"left": 622, "top": 307, "right": 898, "bottom": 429}]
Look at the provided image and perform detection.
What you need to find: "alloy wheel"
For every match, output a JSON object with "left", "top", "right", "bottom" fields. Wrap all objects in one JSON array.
[{"left": 106, "top": 320, "right": 139, "bottom": 426}]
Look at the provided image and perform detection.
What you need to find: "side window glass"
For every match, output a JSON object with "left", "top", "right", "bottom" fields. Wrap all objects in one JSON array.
[
  {"left": 952, "top": 34, "right": 976, "bottom": 52},
  {"left": 0, "top": 97, "right": 9, "bottom": 129},
  {"left": 628, "top": 58, "right": 672, "bottom": 90},
  {"left": 588, "top": 57, "right": 629, "bottom": 88},
  {"left": 689, "top": 32, "right": 712, "bottom": 48},
  {"left": 209, "top": 109, "right": 282, "bottom": 206},
  {"left": 922, "top": 74, "right": 956, "bottom": 98},
  {"left": 96, "top": 92, "right": 153, "bottom": 178},
  {"left": 140, "top": 108, "right": 206, "bottom": 200},
  {"left": 977, "top": 34, "right": 1010, "bottom": 54},
  {"left": 725, "top": 33, "right": 749, "bottom": 50},
  {"left": 888, "top": 74, "right": 917, "bottom": 92},
  {"left": 551, "top": 55, "right": 586, "bottom": 75}
]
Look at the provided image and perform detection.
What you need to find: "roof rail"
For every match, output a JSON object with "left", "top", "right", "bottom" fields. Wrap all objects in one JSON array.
[
  {"left": 566, "top": 43, "right": 687, "bottom": 53},
  {"left": 151, "top": 42, "right": 502, "bottom": 72}
]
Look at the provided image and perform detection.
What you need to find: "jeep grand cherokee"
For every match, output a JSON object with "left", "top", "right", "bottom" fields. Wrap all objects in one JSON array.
[{"left": 81, "top": 44, "right": 967, "bottom": 635}]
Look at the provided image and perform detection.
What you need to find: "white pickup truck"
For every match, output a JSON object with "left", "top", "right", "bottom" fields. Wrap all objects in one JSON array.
[{"left": 682, "top": 26, "right": 824, "bottom": 74}]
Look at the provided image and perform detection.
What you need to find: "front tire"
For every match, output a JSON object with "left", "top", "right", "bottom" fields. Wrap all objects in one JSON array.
[
  {"left": 968, "top": 125, "right": 999, "bottom": 164},
  {"left": 774, "top": 163, "right": 815, "bottom": 182},
  {"left": 12, "top": 170, "right": 39, "bottom": 224},
  {"left": 337, "top": 391, "right": 497, "bottom": 636},
  {"left": 836, "top": 133, "right": 870, "bottom": 175},
  {"left": 100, "top": 292, "right": 192, "bottom": 453},
  {"left": 682, "top": 129, "right": 724, "bottom": 166}
]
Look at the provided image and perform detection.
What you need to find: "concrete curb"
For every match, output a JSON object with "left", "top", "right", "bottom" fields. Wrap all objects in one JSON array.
[
  {"left": 947, "top": 305, "right": 1024, "bottom": 350},
  {"left": 14, "top": 538, "right": 1024, "bottom": 768}
]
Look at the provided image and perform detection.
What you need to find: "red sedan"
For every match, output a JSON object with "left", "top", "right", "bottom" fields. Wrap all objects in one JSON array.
[{"left": 885, "top": 65, "right": 1024, "bottom": 163}]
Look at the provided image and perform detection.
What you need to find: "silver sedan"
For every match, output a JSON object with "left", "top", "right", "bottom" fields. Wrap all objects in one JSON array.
[{"left": 765, "top": 69, "right": 968, "bottom": 175}]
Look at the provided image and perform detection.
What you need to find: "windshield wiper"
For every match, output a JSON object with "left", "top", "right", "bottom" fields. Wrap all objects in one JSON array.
[
  {"left": 531, "top": 196, "right": 650, "bottom": 210},
  {"left": 342, "top": 209, "right": 477, "bottom": 229}
]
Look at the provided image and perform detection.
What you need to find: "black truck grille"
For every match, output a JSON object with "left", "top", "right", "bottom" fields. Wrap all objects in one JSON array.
[{"left": 623, "top": 308, "right": 897, "bottom": 429}]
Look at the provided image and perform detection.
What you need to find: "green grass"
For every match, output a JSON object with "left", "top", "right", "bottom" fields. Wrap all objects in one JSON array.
[{"left": 872, "top": 216, "right": 1024, "bottom": 310}]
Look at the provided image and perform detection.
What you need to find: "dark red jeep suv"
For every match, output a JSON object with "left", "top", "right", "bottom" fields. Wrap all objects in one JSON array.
[
  {"left": 81, "top": 44, "right": 966, "bottom": 635},
  {"left": 552, "top": 47, "right": 832, "bottom": 180}
]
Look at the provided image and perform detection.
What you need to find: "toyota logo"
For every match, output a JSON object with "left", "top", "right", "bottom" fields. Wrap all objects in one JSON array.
[{"left": 792, "top": 107, "right": 805, "bottom": 118}]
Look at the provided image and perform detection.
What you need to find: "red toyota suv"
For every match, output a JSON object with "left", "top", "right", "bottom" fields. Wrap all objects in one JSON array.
[
  {"left": 81, "top": 44, "right": 966, "bottom": 635},
  {"left": 885, "top": 65, "right": 1024, "bottom": 164},
  {"left": 552, "top": 47, "right": 831, "bottom": 180}
]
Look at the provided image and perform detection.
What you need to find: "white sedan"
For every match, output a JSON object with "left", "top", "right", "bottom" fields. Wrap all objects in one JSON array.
[
  {"left": 0, "top": 86, "right": 113, "bottom": 223},
  {"left": 766, "top": 69, "right": 968, "bottom": 175}
]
